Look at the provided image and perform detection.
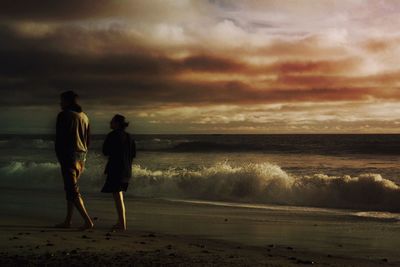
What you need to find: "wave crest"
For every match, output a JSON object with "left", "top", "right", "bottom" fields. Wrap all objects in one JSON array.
[
  {"left": 131, "top": 162, "right": 291, "bottom": 201},
  {"left": 130, "top": 162, "right": 400, "bottom": 212},
  {"left": 1, "top": 160, "right": 399, "bottom": 212}
]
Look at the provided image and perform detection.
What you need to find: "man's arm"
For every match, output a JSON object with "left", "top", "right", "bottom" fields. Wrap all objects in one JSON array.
[
  {"left": 86, "top": 123, "right": 91, "bottom": 149},
  {"left": 131, "top": 138, "right": 136, "bottom": 160},
  {"left": 55, "top": 113, "right": 64, "bottom": 162}
]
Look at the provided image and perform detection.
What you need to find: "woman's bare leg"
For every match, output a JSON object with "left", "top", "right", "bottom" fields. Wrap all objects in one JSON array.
[{"left": 113, "top": 192, "right": 126, "bottom": 230}]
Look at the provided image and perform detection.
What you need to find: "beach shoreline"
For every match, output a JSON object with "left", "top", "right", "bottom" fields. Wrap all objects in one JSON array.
[{"left": 1, "top": 188, "right": 400, "bottom": 266}]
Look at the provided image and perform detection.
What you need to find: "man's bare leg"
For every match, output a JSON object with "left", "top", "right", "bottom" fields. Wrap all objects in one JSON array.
[
  {"left": 73, "top": 196, "right": 94, "bottom": 230},
  {"left": 55, "top": 200, "right": 73, "bottom": 228},
  {"left": 112, "top": 192, "right": 126, "bottom": 231}
]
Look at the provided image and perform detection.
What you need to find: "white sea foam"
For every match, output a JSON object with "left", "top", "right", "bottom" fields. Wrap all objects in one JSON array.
[
  {"left": 353, "top": 211, "right": 400, "bottom": 220},
  {"left": 0, "top": 161, "right": 60, "bottom": 186},
  {"left": 1, "top": 160, "right": 400, "bottom": 212},
  {"left": 129, "top": 162, "right": 400, "bottom": 212}
]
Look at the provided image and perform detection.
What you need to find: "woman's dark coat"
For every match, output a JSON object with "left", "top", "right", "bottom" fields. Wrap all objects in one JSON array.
[{"left": 102, "top": 129, "right": 136, "bottom": 184}]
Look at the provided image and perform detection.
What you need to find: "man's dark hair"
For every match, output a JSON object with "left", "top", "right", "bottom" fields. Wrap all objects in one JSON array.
[{"left": 60, "top": 90, "right": 79, "bottom": 104}]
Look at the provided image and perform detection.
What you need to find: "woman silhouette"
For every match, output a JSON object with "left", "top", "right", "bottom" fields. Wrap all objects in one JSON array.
[{"left": 102, "top": 114, "right": 136, "bottom": 231}]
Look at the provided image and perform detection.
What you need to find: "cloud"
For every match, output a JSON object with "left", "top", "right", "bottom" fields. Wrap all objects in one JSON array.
[
  {"left": 0, "top": 0, "right": 208, "bottom": 22},
  {"left": 1, "top": 0, "right": 400, "bottom": 133},
  {"left": 0, "top": 23, "right": 397, "bottom": 109}
]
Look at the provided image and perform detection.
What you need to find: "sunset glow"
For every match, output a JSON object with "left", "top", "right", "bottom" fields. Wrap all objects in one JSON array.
[{"left": 1, "top": 0, "right": 400, "bottom": 133}]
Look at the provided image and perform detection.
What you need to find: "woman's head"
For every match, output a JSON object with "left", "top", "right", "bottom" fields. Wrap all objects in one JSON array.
[{"left": 110, "top": 114, "right": 129, "bottom": 130}]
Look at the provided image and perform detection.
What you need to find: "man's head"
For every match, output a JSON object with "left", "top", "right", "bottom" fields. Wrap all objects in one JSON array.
[{"left": 60, "top": 90, "right": 79, "bottom": 109}]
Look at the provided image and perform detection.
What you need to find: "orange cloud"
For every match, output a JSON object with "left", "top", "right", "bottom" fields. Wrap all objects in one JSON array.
[{"left": 2, "top": 0, "right": 400, "bottom": 133}]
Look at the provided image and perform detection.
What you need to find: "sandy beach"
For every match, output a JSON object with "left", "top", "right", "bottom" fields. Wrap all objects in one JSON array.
[
  {"left": 1, "top": 188, "right": 400, "bottom": 266},
  {"left": 3, "top": 0, "right": 400, "bottom": 265},
  {"left": 2, "top": 226, "right": 396, "bottom": 267}
]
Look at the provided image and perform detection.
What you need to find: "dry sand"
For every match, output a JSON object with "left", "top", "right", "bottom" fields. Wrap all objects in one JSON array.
[{"left": 1, "top": 225, "right": 397, "bottom": 266}]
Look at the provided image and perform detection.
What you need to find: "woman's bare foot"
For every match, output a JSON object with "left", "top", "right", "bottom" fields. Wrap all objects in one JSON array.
[
  {"left": 54, "top": 222, "right": 71, "bottom": 228},
  {"left": 111, "top": 223, "right": 126, "bottom": 232}
]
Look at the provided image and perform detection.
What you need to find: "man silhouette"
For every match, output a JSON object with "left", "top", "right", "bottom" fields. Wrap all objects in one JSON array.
[{"left": 55, "top": 90, "right": 94, "bottom": 230}]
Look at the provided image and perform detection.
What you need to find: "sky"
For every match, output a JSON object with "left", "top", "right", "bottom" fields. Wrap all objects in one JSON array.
[{"left": 1, "top": 0, "right": 400, "bottom": 134}]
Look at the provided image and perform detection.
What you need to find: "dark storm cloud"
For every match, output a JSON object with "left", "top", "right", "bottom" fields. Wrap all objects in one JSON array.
[
  {"left": 0, "top": 0, "right": 208, "bottom": 24},
  {"left": 0, "top": 19, "right": 396, "bottom": 109},
  {"left": 0, "top": 72, "right": 377, "bottom": 107},
  {"left": 0, "top": 44, "right": 377, "bottom": 107},
  {"left": 0, "top": 0, "right": 126, "bottom": 21},
  {"left": 0, "top": 22, "right": 245, "bottom": 76},
  {"left": 1, "top": 0, "right": 400, "bottom": 134},
  {"left": 0, "top": 51, "right": 245, "bottom": 77},
  {"left": 0, "top": 22, "right": 246, "bottom": 106}
]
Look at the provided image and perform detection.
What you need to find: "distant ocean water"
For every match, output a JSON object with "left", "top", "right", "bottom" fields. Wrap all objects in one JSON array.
[{"left": 1, "top": 134, "right": 400, "bottom": 212}]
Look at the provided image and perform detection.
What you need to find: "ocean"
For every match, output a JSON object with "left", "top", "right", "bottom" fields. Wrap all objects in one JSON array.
[{"left": 1, "top": 134, "right": 400, "bottom": 214}]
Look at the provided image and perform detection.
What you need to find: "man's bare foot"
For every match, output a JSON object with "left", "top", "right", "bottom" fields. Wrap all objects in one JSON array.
[
  {"left": 111, "top": 223, "right": 126, "bottom": 232},
  {"left": 54, "top": 222, "right": 71, "bottom": 228},
  {"left": 79, "top": 221, "right": 94, "bottom": 231}
]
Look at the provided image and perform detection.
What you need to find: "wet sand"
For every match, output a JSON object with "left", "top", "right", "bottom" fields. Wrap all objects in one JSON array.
[{"left": 1, "top": 188, "right": 400, "bottom": 266}]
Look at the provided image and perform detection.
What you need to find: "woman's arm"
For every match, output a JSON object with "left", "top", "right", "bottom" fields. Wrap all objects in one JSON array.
[{"left": 102, "top": 133, "right": 112, "bottom": 156}]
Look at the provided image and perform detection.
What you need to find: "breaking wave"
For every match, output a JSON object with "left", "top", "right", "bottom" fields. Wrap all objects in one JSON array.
[{"left": 1, "top": 160, "right": 400, "bottom": 212}]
